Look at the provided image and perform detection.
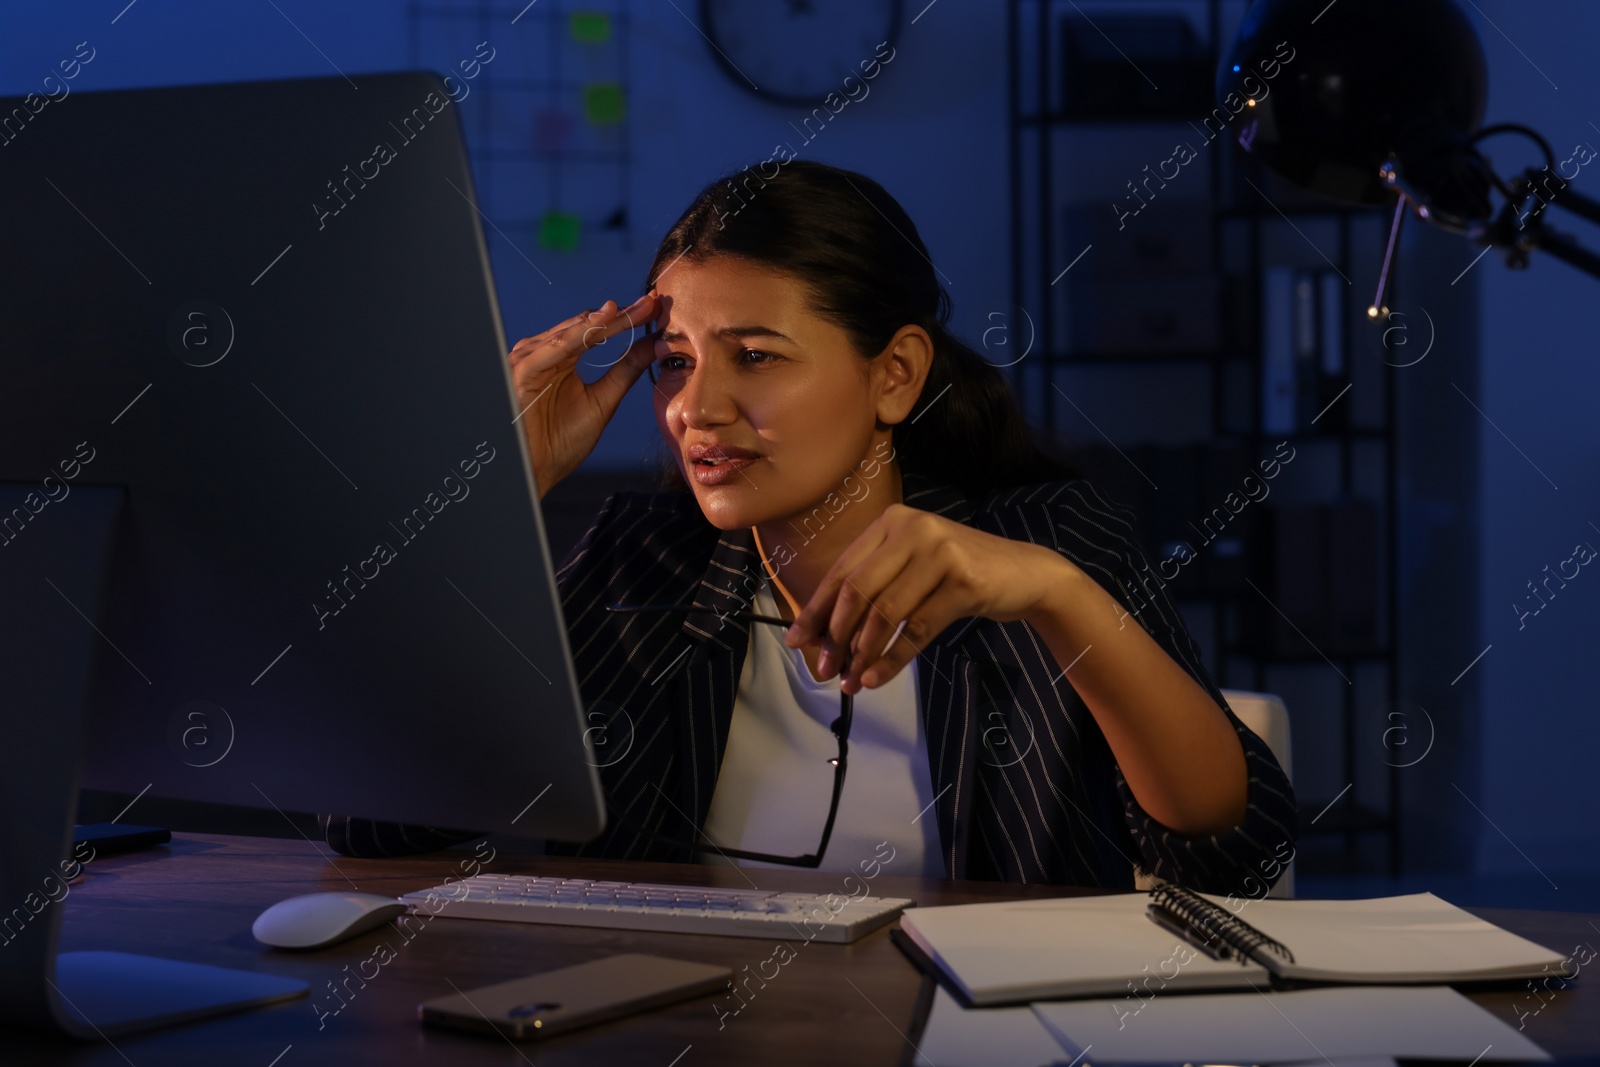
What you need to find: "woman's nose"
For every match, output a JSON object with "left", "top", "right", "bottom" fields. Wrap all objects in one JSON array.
[{"left": 675, "top": 357, "right": 736, "bottom": 428}]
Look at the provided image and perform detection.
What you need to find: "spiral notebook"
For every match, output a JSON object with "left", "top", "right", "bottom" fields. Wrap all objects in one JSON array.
[{"left": 896, "top": 884, "right": 1575, "bottom": 1007}]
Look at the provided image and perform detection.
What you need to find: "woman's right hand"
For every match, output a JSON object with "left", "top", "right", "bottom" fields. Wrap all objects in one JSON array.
[{"left": 509, "top": 291, "right": 661, "bottom": 499}]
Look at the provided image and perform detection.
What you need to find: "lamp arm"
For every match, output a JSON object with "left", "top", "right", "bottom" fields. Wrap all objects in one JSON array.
[
  {"left": 1380, "top": 148, "right": 1600, "bottom": 282},
  {"left": 1511, "top": 166, "right": 1600, "bottom": 228},
  {"left": 1514, "top": 226, "right": 1600, "bottom": 280},
  {"left": 1470, "top": 167, "right": 1600, "bottom": 281}
]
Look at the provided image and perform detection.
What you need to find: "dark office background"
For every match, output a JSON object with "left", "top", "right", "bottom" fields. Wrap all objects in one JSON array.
[{"left": 5, "top": 1, "right": 1596, "bottom": 910}]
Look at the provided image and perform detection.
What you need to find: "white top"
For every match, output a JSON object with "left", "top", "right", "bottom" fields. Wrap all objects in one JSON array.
[{"left": 698, "top": 579, "right": 946, "bottom": 878}]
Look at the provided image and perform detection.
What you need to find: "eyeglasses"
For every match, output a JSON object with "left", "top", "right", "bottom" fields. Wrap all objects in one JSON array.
[
  {"left": 599, "top": 601, "right": 854, "bottom": 868},
  {"left": 645, "top": 330, "right": 664, "bottom": 385}
]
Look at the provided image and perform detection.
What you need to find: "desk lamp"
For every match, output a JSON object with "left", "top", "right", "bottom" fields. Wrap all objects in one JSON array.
[{"left": 1218, "top": 0, "right": 1600, "bottom": 316}]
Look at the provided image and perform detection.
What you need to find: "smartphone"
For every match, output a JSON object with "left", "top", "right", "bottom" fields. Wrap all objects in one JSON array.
[
  {"left": 418, "top": 954, "right": 732, "bottom": 1040},
  {"left": 73, "top": 823, "right": 171, "bottom": 855}
]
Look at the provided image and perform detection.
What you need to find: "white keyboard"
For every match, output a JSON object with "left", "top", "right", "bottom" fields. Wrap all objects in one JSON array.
[{"left": 398, "top": 873, "right": 915, "bottom": 944}]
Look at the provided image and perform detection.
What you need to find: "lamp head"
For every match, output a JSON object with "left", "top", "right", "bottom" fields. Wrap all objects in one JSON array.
[{"left": 1219, "top": 0, "right": 1492, "bottom": 221}]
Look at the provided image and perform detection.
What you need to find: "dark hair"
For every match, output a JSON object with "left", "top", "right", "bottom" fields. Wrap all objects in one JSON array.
[{"left": 642, "top": 159, "right": 1078, "bottom": 498}]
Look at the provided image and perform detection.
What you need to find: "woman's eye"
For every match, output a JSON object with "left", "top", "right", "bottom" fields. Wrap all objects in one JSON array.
[
  {"left": 648, "top": 354, "right": 683, "bottom": 385},
  {"left": 656, "top": 349, "right": 775, "bottom": 375}
]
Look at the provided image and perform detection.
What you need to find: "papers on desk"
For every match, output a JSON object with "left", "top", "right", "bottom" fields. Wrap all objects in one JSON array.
[
  {"left": 898, "top": 891, "right": 1562, "bottom": 1066},
  {"left": 914, "top": 986, "right": 1065, "bottom": 1067},
  {"left": 914, "top": 984, "right": 1549, "bottom": 1067},
  {"left": 1032, "top": 985, "right": 1550, "bottom": 1064}
]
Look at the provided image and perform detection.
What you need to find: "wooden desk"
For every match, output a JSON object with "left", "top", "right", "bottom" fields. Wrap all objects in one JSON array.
[{"left": 15, "top": 833, "right": 1600, "bottom": 1065}]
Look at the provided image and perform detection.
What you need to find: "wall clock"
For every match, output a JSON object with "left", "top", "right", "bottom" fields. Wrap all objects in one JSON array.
[{"left": 700, "top": 0, "right": 902, "bottom": 105}]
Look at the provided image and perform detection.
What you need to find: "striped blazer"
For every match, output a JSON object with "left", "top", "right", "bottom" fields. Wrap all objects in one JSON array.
[{"left": 326, "top": 470, "right": 1298, "bottom": 893}]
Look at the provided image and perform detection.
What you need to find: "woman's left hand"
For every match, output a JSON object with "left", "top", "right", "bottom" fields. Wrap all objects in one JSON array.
[{"left": 783, "top": 504, "right": 1071, "bottom": 694}]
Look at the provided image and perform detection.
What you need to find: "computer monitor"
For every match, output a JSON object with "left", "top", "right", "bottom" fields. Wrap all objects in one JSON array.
[{"left": 0, "top": 71, "right": 605, "bottom": 1037}]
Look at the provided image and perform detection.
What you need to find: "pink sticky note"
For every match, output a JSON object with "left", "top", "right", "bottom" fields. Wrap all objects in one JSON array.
[{"left": 534, "top": 108, "right": 575, "bottom": 153}]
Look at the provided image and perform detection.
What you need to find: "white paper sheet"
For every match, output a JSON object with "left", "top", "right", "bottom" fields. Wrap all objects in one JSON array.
[
  {"left": 912, "top": 985, "right": 1072, "bottom": 1067},
  {"left": 1031, "top": 985, "right": 1550, "bottom": 1064}
]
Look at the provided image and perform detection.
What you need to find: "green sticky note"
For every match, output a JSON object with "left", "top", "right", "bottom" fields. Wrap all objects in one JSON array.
[
  {"left": 569, "top": 12, "right": 611, "bottom": 43},
  {"left": 583, "top": 82, "right": 624, "bottom": 124},
  {"left": 538, "top": 211, "right": 581, "bottom": 251}
]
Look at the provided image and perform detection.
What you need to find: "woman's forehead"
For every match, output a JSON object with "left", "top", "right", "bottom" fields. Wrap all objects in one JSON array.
[
  {"left": 654, "top": 254, "right": 796, "bottom": 298},
  {"left": 653, "top": 261, "right": 822, "bottom": 341}
]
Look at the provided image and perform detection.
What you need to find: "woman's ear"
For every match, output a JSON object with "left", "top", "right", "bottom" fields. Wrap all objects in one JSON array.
[{"left": 872, "top": 325, "right": 934, "bottom": 427}]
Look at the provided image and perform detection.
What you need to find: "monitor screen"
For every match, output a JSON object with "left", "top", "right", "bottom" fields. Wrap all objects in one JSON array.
[{"left": 0, "top": 72, "right": 604, "bottom": 844}]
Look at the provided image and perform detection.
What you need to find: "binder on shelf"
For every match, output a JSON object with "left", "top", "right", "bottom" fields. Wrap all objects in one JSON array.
[
  {"left": 1293, "top": 270, "right": 1319, "bottom": 428},
  {"left": 1316, "top": 268, "right": 1350, "bottom": 429},
  {"left": 1261, "top": 266, "right": 1352, "bottom": 433},
  {"left": 1319, "top": 269, "right": 1345, "bottom": 376},
  {"left": 1261, "top": 267, "right": 1296, "bottom": 434}
]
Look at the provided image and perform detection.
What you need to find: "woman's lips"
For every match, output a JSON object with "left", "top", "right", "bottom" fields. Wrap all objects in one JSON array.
[
  {"left": 686, "top": 443, "right": 761, "bottom": 463},
  {"left": 690, "top": 455, "right": 760, "bottom": 486},
  {"left": 686, "top": 441, "right": 762, "bottom": 486}
]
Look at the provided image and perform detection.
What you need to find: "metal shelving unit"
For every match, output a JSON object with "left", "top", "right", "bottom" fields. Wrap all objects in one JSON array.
[{"left": 1007, "top": 0, "right": 1404, "bottom": 875}]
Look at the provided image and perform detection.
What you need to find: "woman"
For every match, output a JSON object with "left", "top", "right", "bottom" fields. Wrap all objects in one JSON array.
[{"left": 325, "top": 160, "right": 1296, "bottom": 893}]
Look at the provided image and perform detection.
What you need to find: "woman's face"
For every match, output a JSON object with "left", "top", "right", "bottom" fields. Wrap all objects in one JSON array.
[{"left": 649, "top": 256, "right": 917, "bottom": 531}]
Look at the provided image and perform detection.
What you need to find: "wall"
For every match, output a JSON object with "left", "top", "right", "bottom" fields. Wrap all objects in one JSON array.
[
  {"left": 1470, "top": 0, "right": 1600, "bottom": 878},
  {"left": 2, "top": 0, "right": 1007, "bottom": 474}
]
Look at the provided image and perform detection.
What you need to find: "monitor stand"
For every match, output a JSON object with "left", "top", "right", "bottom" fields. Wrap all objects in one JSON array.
[{"left": 0, "top": 485, "right": 307, "bottom": 1038}]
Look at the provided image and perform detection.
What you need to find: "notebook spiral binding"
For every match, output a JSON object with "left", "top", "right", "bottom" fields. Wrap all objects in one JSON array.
[{"left": 1148, "top": 882, "right": 1296, "bottom": 967}]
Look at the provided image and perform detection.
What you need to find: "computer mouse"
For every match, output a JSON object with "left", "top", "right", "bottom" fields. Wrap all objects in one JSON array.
[{"left": 252, "top": 891, "right": 410, "bottom": 950}]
